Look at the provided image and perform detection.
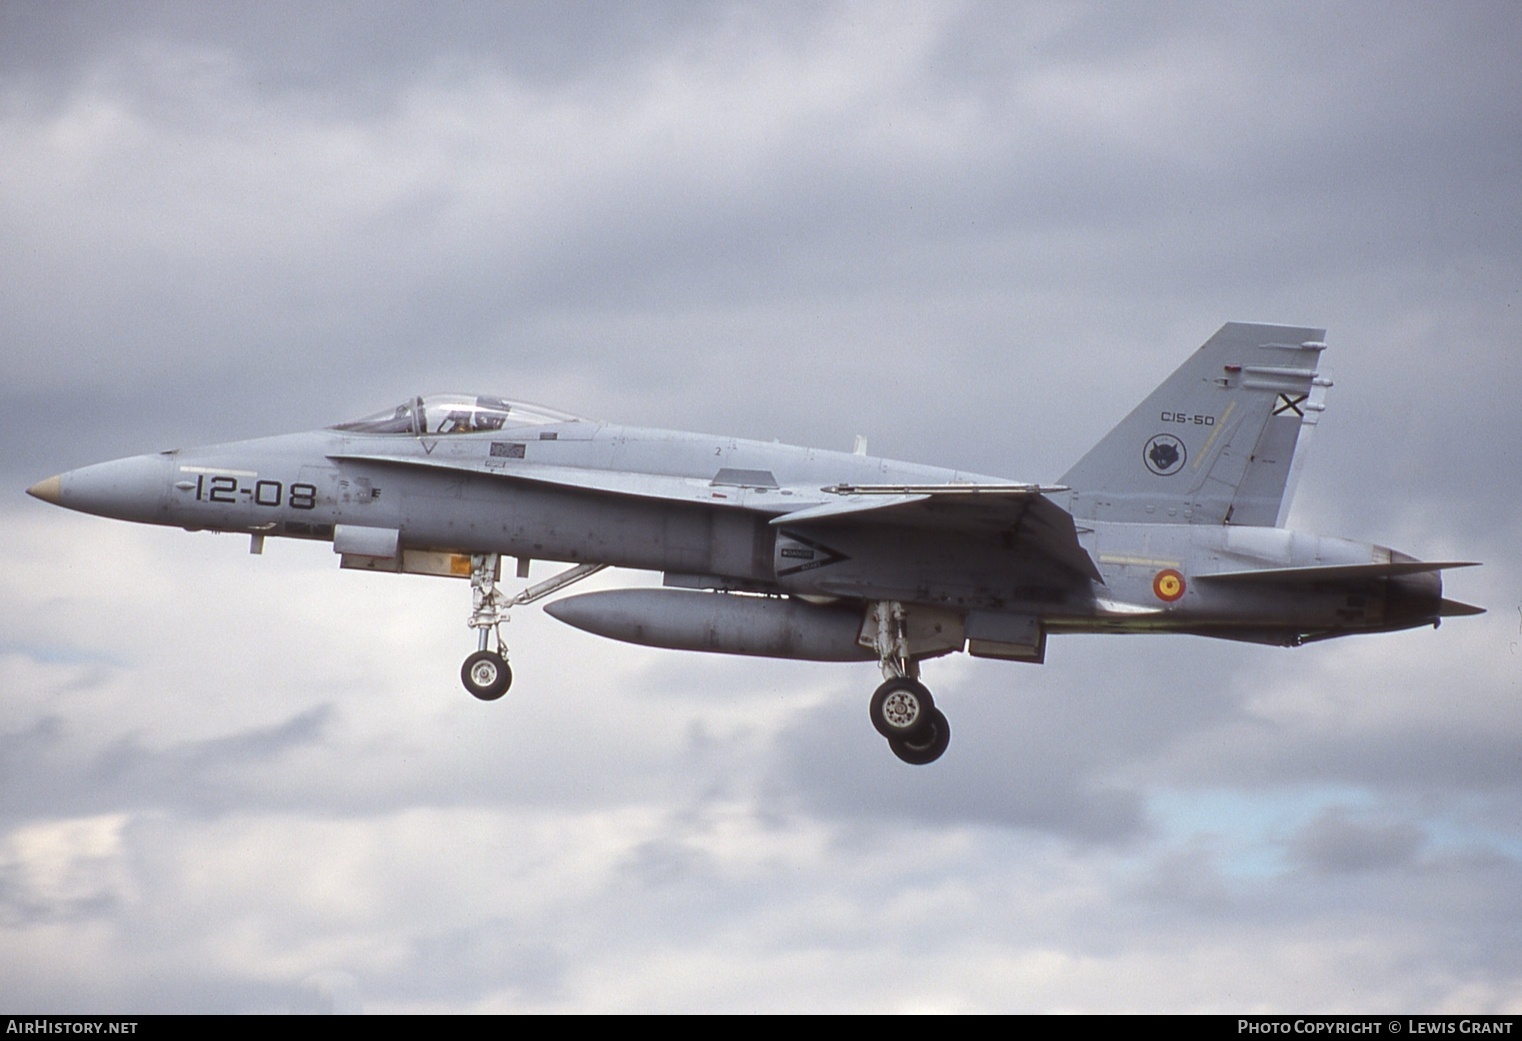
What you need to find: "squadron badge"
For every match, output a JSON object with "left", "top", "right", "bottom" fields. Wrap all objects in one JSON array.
[{"left": 1144, "top": 433, "right": 1186, "bottom": 476}]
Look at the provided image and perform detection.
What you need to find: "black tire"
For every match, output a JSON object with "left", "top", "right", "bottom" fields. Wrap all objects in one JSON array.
[
  {"left": 869, "top": 677, "right": 935, "bottom": 740},
  {"left": 889, "top": 708, "right": 951, "bottom": 765},
  {"left": 461, "top": 650, "right": 512, "bottom": 701}
]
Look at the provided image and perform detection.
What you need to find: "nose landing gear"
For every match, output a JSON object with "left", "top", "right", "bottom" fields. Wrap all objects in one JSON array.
[
  {"left": 460, "top": 554, "right": 606, "bottom": 701},
  {"left": 462, "top": 554, "right": 512, "bottom": 701}
]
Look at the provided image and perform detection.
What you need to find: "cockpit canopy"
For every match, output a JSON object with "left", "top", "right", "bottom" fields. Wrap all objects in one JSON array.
[{"left": 332, "top": 395, "right": 582, "bottom": 436}]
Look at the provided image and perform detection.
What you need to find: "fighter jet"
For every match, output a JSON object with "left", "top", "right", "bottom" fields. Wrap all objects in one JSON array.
[{"left": 27, "top": 322, "right": 1482, "bottom": 764}]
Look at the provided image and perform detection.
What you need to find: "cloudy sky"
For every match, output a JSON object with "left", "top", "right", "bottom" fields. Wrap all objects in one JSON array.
[{"left": 2, "top": 0, "right": 1518, "bottom": 1013}]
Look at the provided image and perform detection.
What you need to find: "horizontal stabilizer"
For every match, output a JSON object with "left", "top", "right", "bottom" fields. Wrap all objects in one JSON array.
[
  {"left": 1439, "top": 598, "right": 1486, "bottom": 617},
  {"left": 1197, "top": 560, "right": 1480, "bottom": 584}
]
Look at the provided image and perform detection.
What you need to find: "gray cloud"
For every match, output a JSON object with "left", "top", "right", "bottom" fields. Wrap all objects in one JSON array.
[{"left": 1290, "top": 807, "right": 1427, "bottom": 875}]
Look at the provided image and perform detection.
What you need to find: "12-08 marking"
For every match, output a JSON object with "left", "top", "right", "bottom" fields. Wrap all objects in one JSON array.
[{"left": 192, "top": 474, "right": 317, "bottom": 510}]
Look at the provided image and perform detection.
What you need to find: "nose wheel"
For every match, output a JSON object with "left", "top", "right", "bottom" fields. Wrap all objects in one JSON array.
[{"left": 461, "top": 649, "right": 512, "bottom": 700}]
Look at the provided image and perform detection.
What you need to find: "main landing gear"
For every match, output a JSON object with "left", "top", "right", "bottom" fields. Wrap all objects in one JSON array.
[
  {"left": 867, "top": 602, "right": 951, "bottom": 765},
  {"left": 460, "top": 554, "right": 605, "bottom": 702},
  {"left": 455, "top": 573, "right": 953, "bottom": 765}
]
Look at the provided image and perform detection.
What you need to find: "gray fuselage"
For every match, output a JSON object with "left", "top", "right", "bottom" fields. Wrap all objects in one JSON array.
[{"left": 42, "top": 417, "right": 1444, "bottom": 648}]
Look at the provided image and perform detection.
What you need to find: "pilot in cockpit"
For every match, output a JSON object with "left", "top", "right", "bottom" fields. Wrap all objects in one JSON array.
[{"left": 438, "top": 410, "right": 476, "bottom": 434}]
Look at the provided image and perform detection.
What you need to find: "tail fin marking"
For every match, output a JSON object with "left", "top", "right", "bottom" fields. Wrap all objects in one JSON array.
[{"left": 1059, "top": 322, "right": 1327, "bottom": 527}]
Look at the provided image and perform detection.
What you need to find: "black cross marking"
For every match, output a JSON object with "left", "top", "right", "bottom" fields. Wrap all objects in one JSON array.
[{"left": 1274, "top": 393, "right": 1307, "bottom": 417}]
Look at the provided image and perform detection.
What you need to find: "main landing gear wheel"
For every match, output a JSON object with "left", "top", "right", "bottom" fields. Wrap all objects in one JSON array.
[
  {"left": 888, "top": 708, "right": 951, "bottom": 766},
  {"left": 461, "top": 650, "right": 512, "bottom": 701},
  {"left": 869, "top": 677, "right": 935, "bottom": 740}
]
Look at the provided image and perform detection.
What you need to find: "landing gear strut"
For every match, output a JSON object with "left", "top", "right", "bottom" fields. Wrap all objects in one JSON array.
[
  {"left": 463, "top": 554, "right": 511, "bottom": 701},
  {"left": 459, "top": 554, "right": 606, "bottom": 701},
  {"left": 867, "top": 601, "right": 951, "bottom": 764}
]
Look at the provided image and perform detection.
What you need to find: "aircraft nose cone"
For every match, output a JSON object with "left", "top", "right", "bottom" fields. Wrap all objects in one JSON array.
[
  {"left": 26, "top": 475, "right": 63, "bottom": 505},
  {"left": 28, "top": 454, "right": 172, "bottom": 522}
]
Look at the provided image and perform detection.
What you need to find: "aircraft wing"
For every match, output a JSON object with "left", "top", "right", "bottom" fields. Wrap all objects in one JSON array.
[
  {"left": 769, "top": 482, "right": 1065, "bottom": 524},
  {"left": 770, "top": 483, "right": 1102, "bottom": 583},
  {"left": 329, "top": 453, "right": 1102, "bottom": 583}
]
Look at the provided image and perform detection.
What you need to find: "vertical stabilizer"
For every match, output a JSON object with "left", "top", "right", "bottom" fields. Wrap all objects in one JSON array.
[{"left": 1059, "top": 322, "right": 1328, "bottom": 526}]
